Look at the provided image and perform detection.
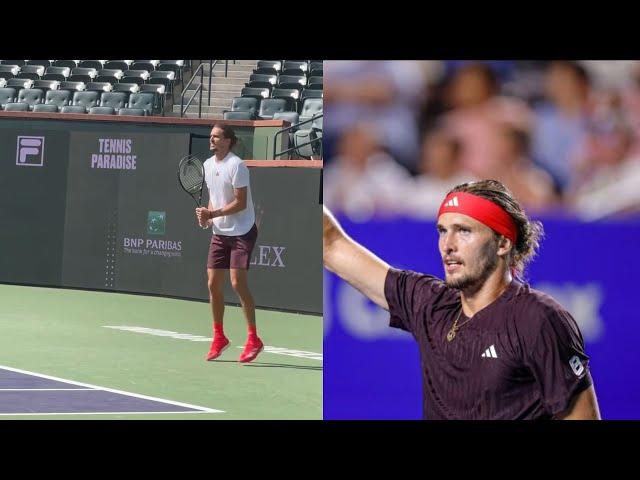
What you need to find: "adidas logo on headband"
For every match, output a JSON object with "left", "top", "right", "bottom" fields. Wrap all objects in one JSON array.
[{"left": 444, "top": 196, "right": 459, "bottom": 207}]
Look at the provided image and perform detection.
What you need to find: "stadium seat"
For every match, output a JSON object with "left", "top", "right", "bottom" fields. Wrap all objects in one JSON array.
[
  {"left": 273, "top": 111, "right": 300, "bottom": 129},
  {"left": 17, "top": 65, "right": 45, "bottom": 80},
  {"left": 45, "top": 90, "right": 72, "bottom": 109},
  {"left": 249, "top": 73, "right": 278, "bottom": 85},
  {"left": 100, "top": 91, "right": 128, "bottom": 110},
  {"left": 139, "top": 84, "right": 165, "bottom": 114},
  {"left": 6, "top": 78, "right": 33, "bottom": 90},
  {"left": 113, "top": 83, "right": 140, "bottom": 94},
  {"left": 157, "top": 61, "right": 184, "bottom": 84},
  {"left": 0, "top": 87, "right": 17, "bottom": 109},
  {"left": 127, "top": 92, "right": 155, "bottom": 115},
  {"left": 149, "top": 70, "right": 175, "bottom": 98},
  {"left": 246, "top": 80, "right": 274, "bottom": 92},
  {"left": 79, "top": 60, "right": 106, "bottom": 70},
  {"left": 255, "top": 60, "right": 281, "bottom": 75},
  {"left": 85, "top": 82, "right": 113, "bottom": 93},
  {"left": 33, "top": 80, "right": 60, "bottom": 92},
  {"left": 307, "top": 76, "right": 323, "bottom": 89},
  {"left": 0, "top": 65, "right": 20, "bottom": 79},
  {"left": 294, "top": 127, "right": 322, "bottom": 159},
  {"left": 223, "top": 111, "right": 254, "bottom": 120},
  {"left": 241, "top": 87, "right": 270, "bottom": 102},
  {"left": 277, "top": 75, "right": 307, "bottom": 91},
  {"left": 271, "top": 88, "right": 300, "bottom": 112},
  {"left": 118, "top": 107, "right": 146, "bottom": 116},
  {"left": 53, "top": 60, "right": 79, "bottom": 69},
  {"left": 104, "top": 60, "right": 131, "bottom": 71},
  {"left": 59, "top": 81, "right": 86, "bottom": 92},
  {"left": 89, "top": 106, "right": 116, "bottom": 115},
  {"left": 32, "top": 103, "right": 58, "bottom": 113},
  {"left": 4, "top": 102, "right": 29, "bottom": 111},
  {"left": 301, "top": 89, "right": 323, "bottom": 102},
  {"left": 281, "top": 61, "right": 308, "bottom": 76},
  {"left": 96, "top": 69, "right": 123, "bottom": 83},
  {"left": 230, "top": 96, "right": 259, "bottom": 117},
  {"left": 1, "top": 60, "right": 26, "bottom": 66},
  {"left": 69, "top": 67, "right": 98, "bottom": 84},
  {"left": 72, "top": 91, "right": 100, "bottom": 110},
  {"left": 44, "top": 66, "right": 71, "bottom": 81},
  {"left": 300, "top": 98, "right": 323, "bottom": 123},
  {"left": 273, "top": 111, "right": 301, "bottom": 158},
  {"left": 26, "top": 60, "right": 53, "bottom": 68},
  {"left": 131, "top": 61, "right": 156, "bottom": 72},
  {"left": 258, "top": 98, "right": 287, "bottom": 119},
  {"left": 17, "top": 88, "right": 44, "bottom": 110},
  {"left": 123, "top": 70, "right": 150, "bottom": 85},
  {"left": 60, "top": 105, "right": 87, "bottom": 114}
]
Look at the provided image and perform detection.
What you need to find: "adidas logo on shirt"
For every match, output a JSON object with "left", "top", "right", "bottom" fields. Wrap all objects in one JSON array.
[
  {"left": 481, "top": 345, "right": 498, "bottom": 358},
  {"left": 444, "top": 196, "right": 459, "bottom": 207}
]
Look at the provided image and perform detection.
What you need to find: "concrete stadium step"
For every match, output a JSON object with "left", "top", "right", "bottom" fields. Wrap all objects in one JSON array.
[{"left": 186, "top": 78, "right": 247, "bottom": 88}]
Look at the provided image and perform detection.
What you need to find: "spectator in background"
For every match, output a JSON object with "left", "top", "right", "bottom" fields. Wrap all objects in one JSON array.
[
  {"left": 568, "top": 92, "right": 640, "bottom": 219},
  {"left": 442, "top": 62, "right": 532, "bottom": 179},
  {"left": 324, "top": 61, "right": 427, "bottom": 173},
  {"left": 323, "top": 123, "right": 413, "bottom": 221},
  {"left": 490, "top": 125, "right": 559, "bottom": 213},
  {"left": 530, "top": 61, "right": 595, "bottom": 194},
  {"left": 408, "top": 128, "right": 477, "bottom": 218}
]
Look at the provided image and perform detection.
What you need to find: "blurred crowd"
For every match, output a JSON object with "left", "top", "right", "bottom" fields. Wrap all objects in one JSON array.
[{"left": 323, "top": 60, "right": 640, "bottom": 221}]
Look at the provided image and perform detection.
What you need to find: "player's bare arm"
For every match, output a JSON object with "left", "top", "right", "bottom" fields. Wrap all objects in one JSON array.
[
  {"left": 555, "top": 386, "right": 601, "bottom": 420},
  {"left": 199, "top": 187, "right": 248, "bottom": 222},
  {"left": 323, "top": 206, "right": 390, "bottom": 310}
]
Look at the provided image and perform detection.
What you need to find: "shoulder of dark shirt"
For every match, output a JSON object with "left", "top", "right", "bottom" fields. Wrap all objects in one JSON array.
[
  {"left": 389, "top": 268, "right": 459, "bottom": 307},
  {"left": 508, "top": 282, "right": 576, "bottom": 333}
]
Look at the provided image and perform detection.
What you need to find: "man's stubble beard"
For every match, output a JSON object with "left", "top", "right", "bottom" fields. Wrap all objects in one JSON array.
[{"left": 445, "top": 237, "right": 500, "bottom": 295}]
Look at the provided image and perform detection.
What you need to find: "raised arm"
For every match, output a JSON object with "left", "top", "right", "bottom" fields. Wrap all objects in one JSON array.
[{"left": 323, "top": 206, "right": 390, "bottom": 310}]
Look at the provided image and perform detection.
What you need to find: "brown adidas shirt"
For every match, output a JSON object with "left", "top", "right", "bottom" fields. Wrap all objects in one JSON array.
[{"left": 384, "top": 268, "right": 593, "bottom": 420}]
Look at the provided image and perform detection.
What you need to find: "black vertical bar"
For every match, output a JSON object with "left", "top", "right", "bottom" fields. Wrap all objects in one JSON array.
[
  {"left": 208, "top": 60, "right": 213, "bottom": 105},
  {"left": 199, "top": 65, "right": 203, "bottom": 118}
]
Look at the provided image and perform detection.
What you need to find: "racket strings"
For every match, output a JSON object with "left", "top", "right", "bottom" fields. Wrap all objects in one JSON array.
[{"left": 179, "top": 159, "right": 204, "bottom": 194}]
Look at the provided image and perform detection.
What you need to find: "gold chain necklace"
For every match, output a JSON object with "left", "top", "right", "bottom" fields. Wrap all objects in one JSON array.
[{"left": 446, "top": 307, "right": 474, "bottom": 342}]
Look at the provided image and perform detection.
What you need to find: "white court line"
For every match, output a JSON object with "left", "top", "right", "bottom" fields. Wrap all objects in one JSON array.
[
  {"left": 103, "top": 325, "right": 323, "bottom": 361},
  {"left": 0, "top": 365, "right": 223, "bottom": 414},
  {"left": 0, "top": 411, "right": 212, "bottom": 417},
  {"left": 0, "top": 388, "right": 94, "bottom": 391}
]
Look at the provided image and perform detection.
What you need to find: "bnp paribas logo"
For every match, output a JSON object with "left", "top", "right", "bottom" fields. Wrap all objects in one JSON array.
[{"left": 147, "top": 211, "right": 166, "bottom": 235}]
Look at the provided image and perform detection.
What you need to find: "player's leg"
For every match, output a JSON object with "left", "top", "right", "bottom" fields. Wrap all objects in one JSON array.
[
  {"left": 230, "top": 267, "right": 255, "bottom": 328},
  {"left": 205, "top": 235, "right": 232, "bottom": 361},
  {"left": 230, "top": 225, "right": 262, "bottom": 363}
]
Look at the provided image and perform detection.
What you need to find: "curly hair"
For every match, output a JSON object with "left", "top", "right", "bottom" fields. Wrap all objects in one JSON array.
[{"left": 448, "top": 179, "right": 544, "bottom": 277}]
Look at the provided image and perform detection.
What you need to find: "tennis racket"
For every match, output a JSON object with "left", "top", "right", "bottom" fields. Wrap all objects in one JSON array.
[{"left": 178, "top": 153, "right": 208, "bottom": 229}]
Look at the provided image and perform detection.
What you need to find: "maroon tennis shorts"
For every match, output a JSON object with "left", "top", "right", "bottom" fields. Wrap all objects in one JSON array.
[{"left": 207, "top": 224, "right": 258, "bottom": 270}]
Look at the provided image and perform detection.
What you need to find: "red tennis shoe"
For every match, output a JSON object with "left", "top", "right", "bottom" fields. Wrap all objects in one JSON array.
[
  {"left": 206, "top": 337, "right": 230, "bottom": 361},
  {"left": 239, "top": 337, "right": 264, "bottom": 363}
]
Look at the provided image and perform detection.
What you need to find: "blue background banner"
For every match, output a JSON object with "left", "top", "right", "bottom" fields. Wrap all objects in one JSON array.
[{"left": 324, "top": 216, "right": 639, "bottom": 419}]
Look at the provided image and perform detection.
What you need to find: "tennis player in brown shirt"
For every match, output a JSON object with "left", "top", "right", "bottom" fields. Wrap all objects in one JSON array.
[{"left": 323, "top": 179, "right": 601, "bottom": 419}]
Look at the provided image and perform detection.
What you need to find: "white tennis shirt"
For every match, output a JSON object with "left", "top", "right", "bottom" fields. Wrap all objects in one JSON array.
[{"left": 203, "top": 152, "right": 255, "bottom": 236}]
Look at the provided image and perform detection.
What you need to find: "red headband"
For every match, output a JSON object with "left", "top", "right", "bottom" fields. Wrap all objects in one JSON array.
[{"left": 438, "top": 192, "right": 518, "bottom": 243}]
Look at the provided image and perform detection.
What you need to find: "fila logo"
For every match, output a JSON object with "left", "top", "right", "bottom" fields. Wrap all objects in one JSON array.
[
  {"left": 481, "top": 344, "right": 498, "bottom": 358},
  {"left": 445, "top": 196, "right": 459, "bottom": 207}
]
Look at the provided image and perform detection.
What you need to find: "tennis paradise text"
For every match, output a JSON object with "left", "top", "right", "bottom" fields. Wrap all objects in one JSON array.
[{"left": 91, "top": 139, "right": 137, "bottom": 170}]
